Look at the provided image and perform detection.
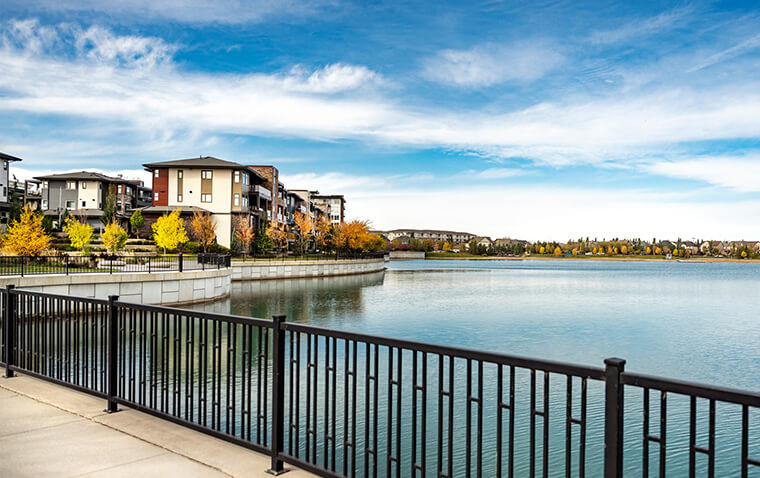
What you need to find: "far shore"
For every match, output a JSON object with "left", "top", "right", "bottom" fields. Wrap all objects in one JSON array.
[{"left": 424, "top": 253, "right": 760, "bottom": 264}]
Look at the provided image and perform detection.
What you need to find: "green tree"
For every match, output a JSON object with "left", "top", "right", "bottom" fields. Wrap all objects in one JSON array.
[
  {"left": 152, "top": 209, "right": 189, "bottom": 254},
  {"left": 130, "top": 210, "right": 144, "bottom": 238},
  {"left": 254, "top": 219, "right": 272, "bottom": 254},
  {"left": 101, "top": 185, "right": 117, "bottom": 226},
  {"left": 8, "top": 187, "right": 22, "bottom": 224},
  {"left": 102, "top": 222, "right": 128, "bottom": 253}
]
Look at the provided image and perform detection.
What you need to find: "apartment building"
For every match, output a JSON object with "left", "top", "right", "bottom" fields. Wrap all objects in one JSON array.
[
  {"left": 311, "top": 194, "right": 345, "bottom": 225},
  {"left": 35, "top": 171, "right": 146, "bottom": 231},
  {"left": 247, "top": 165, "right": 286, "bottom": 227},
  {"left": 143, "top": 157, "right": 270, "bottom": 248},
  {"left": 383, "top": 229, "right": 476, "bottom": 243},
  {"left": 0, "top": 152, "right": 23, "bottom": 227}
]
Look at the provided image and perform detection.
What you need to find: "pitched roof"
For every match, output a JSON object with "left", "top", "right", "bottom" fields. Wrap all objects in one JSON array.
[
  {"left": 0, "top": 152, "right": 23, "bottom": 162},
  {"left": 34, "top": 171, "right": 128, "bottom": 183},
  {"left": 143, "top": 156, "right": 247, "bottom": 170}
]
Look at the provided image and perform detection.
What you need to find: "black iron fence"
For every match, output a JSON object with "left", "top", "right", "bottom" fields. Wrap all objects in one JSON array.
[
  {"left": 235, "top": 251, "right": 386, "bottom": 262},
  {"left": 1, "top": 286, "right": 759, "bottom": 477},
  {"left": 0, "top": 254, "right": 231, "bottom": 276}
]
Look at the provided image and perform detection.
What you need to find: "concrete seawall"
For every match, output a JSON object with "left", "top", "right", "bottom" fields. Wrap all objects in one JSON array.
[
  {"left": 0, "top": 269, "right": 231, "bottom": 306},
  {"left": 231, "top": 258, "right": 385, "bottom": 281},
  {"left": 388, "top": 251, "right": 425, "bottom": 260}
]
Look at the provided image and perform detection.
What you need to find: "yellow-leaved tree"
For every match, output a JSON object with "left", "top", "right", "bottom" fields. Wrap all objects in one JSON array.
[
  {"left": 235, "top": 219, "right": 255, "bottom": 259},
  {"left": 102, "top": 222, "right": 128, "bottom": 253},
  {"left": 3, "top": 205, "right": 51, "bottom": 256},
  {"left": 554, "top": 246, "right": 562, "bottom": 256},
  {"left": 190, "top": 211, "right": 216, "bottom": 253},
  {"left": 314, "top": 215, "right": 334, "bottom": 251},
  {"left": 293, "top": 211, "right": 315, "bottom": 255},
  {"left": 152, "top": 209, "right": 189, "bottom": 254},
  {"left": 63, "top": 216, "right": 93, "bottom": 252},
  {"left": 442, "top": 241, "right": 452, "bottom": 252},
  {"left": 266, "top": 222, "right": 288, "bottom": 253}
]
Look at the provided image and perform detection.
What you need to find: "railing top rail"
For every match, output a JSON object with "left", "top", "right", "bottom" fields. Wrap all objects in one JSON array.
[
  {"left": 7, "top": 288, "right": 109, "bottom": 306},
  {"left": 282, "top": 321, "right": 606, "bottom": 380},
  {"left": 621, "top": 371, "right": 760, "bottom": 406},
  {"left": 113, "top": 300, "right": 274, "bottom": 328}
]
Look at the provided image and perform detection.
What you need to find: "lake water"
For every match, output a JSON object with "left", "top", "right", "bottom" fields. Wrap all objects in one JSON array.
[{"left": 190, "top": 259, "right": 760, "bottom": 476}]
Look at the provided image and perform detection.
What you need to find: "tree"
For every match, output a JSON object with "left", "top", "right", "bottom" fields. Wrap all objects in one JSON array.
[
  {"left": 314, "top": 216, "right": 334, "bottom": 251},
  {"left": 152, "top": 209, "right": 189, "bottom": 254},
  {"left": 63, "top": 216, "right": 93, "bottom": 252},
  {"left": 293, "top": 211, "right": 315, "bottom": 255},
  {"left": 235, "top": 220, "right": 255, "bottom": 259},
  {"left": 335, "top": 220, "right": 372, "bottom": 252},
  {"left": 539, "top": 246, "right": 546, "bottom": 254},
  {"left": 8, "top": 187, "right": 22, "bottom": 224},
  {"left": 620, "top": 245, "right": 628, "bottom": 255},
  {"left": 190, "top": 211, "right": 216, "bottom": 253},
  {"left": 102, "top": 222, "right": 128, "bottom": 253},
  {"left": 646, "top": 246, "right": 652, "bottom": 255},
  {"left": 554, "top": 246, "right": 562, "bottom": 256},
  {"left": 2, "top": 205, "right": 51, "bottom": 256},
  {"left": 442, "top": 241, "right": 452, "bottom": 252},
  {"left": 655, "top": 247, "right": 662, "bottom": 255},
  {"left": 130, "top": 210, "right": 144, "bottom": 238},
  {"left": 266, "top": 222, "right": 288, "bottom": 253},
  {"left": 254, "top": 219, "right": 272, "bottom": 254},
  {"left": 101, "top": 185, "right": 117, "bottom": 226}
]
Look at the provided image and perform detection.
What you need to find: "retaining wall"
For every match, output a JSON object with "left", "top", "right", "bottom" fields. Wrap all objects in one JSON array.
[
  {"left": 0, "top": 269, "right": 231, "bottom": 306},
  {"left": 232, "top": 258, "right": 385, "bottom": 281},
  {"left": 388, "top": 251, "right": 426, "bottom": 260}
]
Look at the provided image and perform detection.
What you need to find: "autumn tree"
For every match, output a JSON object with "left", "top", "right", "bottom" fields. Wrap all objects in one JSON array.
[
  {"left": 442, "top": 241, "right": 452, "bottom": 252},
  {"left": 152, "top": 209, "right": 189, "bottom": 254},
  {"left": 266, "top": 222, "right": 288, "bottom": 253},
  {"left": 554, "top": 246, "right": 562, "bottom": 256},
  {"left": 102, "top": 222, "right": 128, "bottom": 253},
  {"left": 235, "top": 219, "right": 256, "bottom": 259},
  {"left": 130, "top": 210, "right": 144, "bottom": 238},
  {"left": 190, "top": 211, "right": 216, "bottom": 253},
  {"left": 293, "top": 211, "right": 315, "bottom": 255},
  {"left": 101, "top": 185, "right": 117, "bottom": 226},
  {"left": 3, "top": 205, "right": 52, "bottom": 256},
  {"left": 63, "top": 216, "right": 93, "bottom": 252},
  {"left": 314, "top": 216, "right": 334, "bottom": 252}
]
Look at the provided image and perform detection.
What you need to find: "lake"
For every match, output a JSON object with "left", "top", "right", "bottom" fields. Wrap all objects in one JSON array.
[{"left": 189, "top": 259, "right": 760, "bottom": 476}]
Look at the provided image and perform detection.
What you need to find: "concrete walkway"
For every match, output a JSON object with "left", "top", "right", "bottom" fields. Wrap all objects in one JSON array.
[{"left": 0, "top": 368, "right": 314, "bottom": 478}]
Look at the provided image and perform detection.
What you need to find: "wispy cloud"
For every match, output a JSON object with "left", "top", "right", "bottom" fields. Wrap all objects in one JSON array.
[
  {"left": 2, "top": 0, "right": 339, "bottom": 24},
  {"left": 688, "top": 33, "right": 760, "bottom": 72},
  {"left": 422, "top": 41, "right": 564, "bottom": 87},
  {"left": 588, "top": 7, "right": 690, "bottom": 45},
  {"left": 644, "top": 156, "right": 760, "bottom": 192}
]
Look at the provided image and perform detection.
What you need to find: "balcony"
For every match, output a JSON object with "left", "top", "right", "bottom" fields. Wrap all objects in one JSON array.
[{"left": 254, "top": 185, "right": 272, "bottom": 201}]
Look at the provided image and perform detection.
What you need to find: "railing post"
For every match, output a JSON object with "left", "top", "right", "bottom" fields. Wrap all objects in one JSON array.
[
  {"left": 65, "top": 255, "right": 70, "bottom": 275},
  {"left": 20, "top": 256, "right": 24, "bottom": 277},
  {"left": 178, "top": 252, "right": 184, "bottom": 273},
  {"left": 105, "top": 295, "right": 121, "bottom": 413},
  {"left": 604, "top": 357, "right": 626, "bottom": 478},
  {"left": 3, "top": 285, "right": 16, "bottom": 378},
  {"left": 267, "top": 314, "right": 288, "bottom": 475},
  {"left": 148, "top": 256, "right": 151, "bottom": 274}
]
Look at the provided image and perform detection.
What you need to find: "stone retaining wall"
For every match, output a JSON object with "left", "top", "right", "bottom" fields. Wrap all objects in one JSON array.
[
  {"left": 0, "top": 269, "right": 231, "bottom": 306},
  {"left": 388, "top": 251, "right": 426, "bottom": 260},
  {"left": 232, "top": 258, "right": 385, "bottom": 281}
]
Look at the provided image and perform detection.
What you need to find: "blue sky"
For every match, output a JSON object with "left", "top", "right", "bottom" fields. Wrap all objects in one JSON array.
[{"left": 2, "top": 0, "right": 760, "bottom": 240}]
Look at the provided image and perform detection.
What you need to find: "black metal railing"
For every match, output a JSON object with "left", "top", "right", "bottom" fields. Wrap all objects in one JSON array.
[
  {"left": 0, "top": 254, "right": 231, "bottom": 276},
  {"left": 1, "top": 286, "right": 759, "bottom": 477},
  {"left": 235, "top": 252, "right": 386, "bottom": 262}
]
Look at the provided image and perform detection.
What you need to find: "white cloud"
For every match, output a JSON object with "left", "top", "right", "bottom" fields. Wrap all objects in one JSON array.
[
  {"left": 12, "top": 166, "right": 151, "bottom": 185},
  {"left": 272, "top": 171, "right": 760, "bottom": 240},
  {"left": 3, "top": 21, "right": 760, "bottom": 173},
  {"left": 688, "top": 33, "right": 760, "bottom": 72},
  {"left": 588, "top": 8, "right": 690, "bottom": 45},
  {"left": 423, "top": 41, "right": 564, "bottom": 87},
  {"left": 645, "top": 156, "right": 760, "bottom": 192}
]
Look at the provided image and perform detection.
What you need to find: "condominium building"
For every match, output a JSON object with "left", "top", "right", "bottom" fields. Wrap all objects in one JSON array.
[
  {"left": 35, "top": 171, "right": 147, "bottom": 231},
  {"left": 311, "top": 194, "right": 345, "bottom": 225},
  {"left": 247, "top": 165, "right": 286, "bottom": 227},
  {"left": 382, "top": 229, "right": 476, "bottom": 243},
  {"left": 0, "top": 152, "right": 23, "bottom": 227},
  {"left": 143, "top": 157, "right": 270, "bottom": 248}
]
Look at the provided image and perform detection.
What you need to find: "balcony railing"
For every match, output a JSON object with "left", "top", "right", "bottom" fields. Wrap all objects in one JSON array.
[
  {"left": 1, "top": 287, "right": 759, "bottom": 477},
  {"left": 0, "top": 254, "right": 231, "bottom": 276},
  {"left": 254, "top": 185, "right": 272, "bottom": 201}
]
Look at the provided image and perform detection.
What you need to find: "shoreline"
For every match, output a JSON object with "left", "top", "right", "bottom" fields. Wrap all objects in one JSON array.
[{"left": 425, "top": 254, "right": 759, "bottom": 264}]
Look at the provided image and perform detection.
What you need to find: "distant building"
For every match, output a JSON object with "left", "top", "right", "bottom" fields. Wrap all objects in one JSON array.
[
  {"left": 311, "top": 194, "right": 346, "bottom": 225},
  {"left": 247, "top": 165, "right": 284, "bottom": 227},
  {"left": 382, "top": 229, "right": 475, "bottom": 243},
  {"left": 473, "top": 236, "right": 493, "bottom": 248},
  {"left": 0, "top": 152, "right": 23, "bottom": 226},
  {"left": 35, "top": 171, "right": 147, "bottom": 232}
]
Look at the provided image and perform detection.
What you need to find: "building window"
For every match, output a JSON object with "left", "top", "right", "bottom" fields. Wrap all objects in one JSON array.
[
  {"left": 201, "top": 170, "right": 213, "bottom": 180},
  {"left": 66, "top": 181, "right": 76, "bottom": 190},
  {"left": 154, "top": 192, "right": 159, "bottom": 201},
  {"left": 43, "top": 181, "right": 48, "bottom": 189},
  {"left": 233, "top": 193, "right": 239, "bottom": 206},
  {"left": 117, "top": 184, "right": 122, "bottom": 194},
  {"left": 178, "top": 170, "right": 183, "bottom": 179},
  {"left": 243, "top": 172, "right": 249, "bottom": 185},
  {"left": 81, "top": 182, "right": 87, "bottom": 189},
  {"left": 65, "top": 200, "right": 75, "bottom": 209},
  {"left": 154, "top": 170, "right": 160, "bottom": 178},
  {"left": 42, "top": 199, "right": 48, "bottom": 209},
  {"left": 177, "top": 194, "right": 183, "bottom": 202},
  {"left": 81, "top": 201, "right": 86, "bottom": 207},
  {"left": 201, "top": 193, "right": 212, "bottom": 203},
  {"left": 234, "top": 171, "right": 240, "bottom": 183}
]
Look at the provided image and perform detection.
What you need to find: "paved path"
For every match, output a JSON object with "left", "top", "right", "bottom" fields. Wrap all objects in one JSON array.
[{"left": 0, "top": 368, "right": 314, "bottom": 478}]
